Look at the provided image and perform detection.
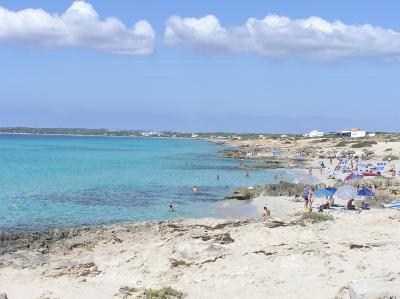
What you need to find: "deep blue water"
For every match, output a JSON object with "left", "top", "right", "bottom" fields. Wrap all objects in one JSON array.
[{"left": 0, "top": 135, "right": 292, "bottom": 231}]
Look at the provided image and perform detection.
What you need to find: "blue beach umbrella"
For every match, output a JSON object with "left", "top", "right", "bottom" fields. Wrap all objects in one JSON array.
[
  {"left": 314, "top": 188, "right": 337, "bottom": 197},
  {"left": 357, "top": 189, "right": 375, "bottom": 197},
  {"left": 334, "top": 185, "right": 358, "bottom": 201}
]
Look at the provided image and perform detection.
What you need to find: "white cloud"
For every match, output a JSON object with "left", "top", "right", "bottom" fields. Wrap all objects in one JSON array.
[
  {"left": 0, "top": 1, "right": 155, "bottom": 55},
  {"left": 165, "top": 15, "right": 400, "bottom": 61}
]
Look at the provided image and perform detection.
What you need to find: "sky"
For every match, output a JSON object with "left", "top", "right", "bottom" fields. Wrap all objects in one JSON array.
[{"left": 0, "top": 0, "right": 399, "bottom": 133}]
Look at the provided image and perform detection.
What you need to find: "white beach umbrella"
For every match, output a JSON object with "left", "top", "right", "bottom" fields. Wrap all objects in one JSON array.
[{"left": 333, "top": 185, "right": 358, "bottom": 201}]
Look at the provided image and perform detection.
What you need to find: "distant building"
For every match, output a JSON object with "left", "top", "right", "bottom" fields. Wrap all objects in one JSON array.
[
  {"left": 368, "top": 132, "right": 376, "bottom": 137},
  {"left": 303, "top": 130, "right": 324, "bottom": 138},
  {"left": 141, "top": 131, "right": 163, "bottom": 137},
  {"left": 259, "top": 135, "right": 266, "bottom": 140},
  {"left": 191, "top": 133, "right": 198, "bottom": 138},
  {"left": 338, "top": 128, "right": 366, "bottom": 138},
  {"left": 231, "top": 135, "right": 242, "bottom": 140}
]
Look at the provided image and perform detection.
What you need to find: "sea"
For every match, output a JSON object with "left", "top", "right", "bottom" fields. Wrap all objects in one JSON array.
[{"left": 0, "top": 135, "right": 295, "bottom": 231}]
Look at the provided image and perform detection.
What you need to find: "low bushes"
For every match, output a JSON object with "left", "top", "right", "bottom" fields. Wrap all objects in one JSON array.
[{"left": 351, "top": 140, "right": 377, "bottom": 148}]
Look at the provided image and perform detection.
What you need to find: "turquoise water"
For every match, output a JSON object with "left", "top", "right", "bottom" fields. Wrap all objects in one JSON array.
[{"left": 0, "top": 135, "right": 292, "bottom": 231}]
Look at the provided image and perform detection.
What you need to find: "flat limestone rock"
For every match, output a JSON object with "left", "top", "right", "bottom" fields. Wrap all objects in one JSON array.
[{"left": 348, "top": 278, "right": 400, "bottom": 299}]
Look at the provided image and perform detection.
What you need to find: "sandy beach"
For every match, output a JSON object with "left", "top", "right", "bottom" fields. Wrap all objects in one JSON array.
[{"left": 1, "top": 203, "right": 399, "bottom": 299}]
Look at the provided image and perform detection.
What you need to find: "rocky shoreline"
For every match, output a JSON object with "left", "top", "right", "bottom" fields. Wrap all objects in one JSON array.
[{"left": 1, "top": 208, "right": 400, "bottom": 298}]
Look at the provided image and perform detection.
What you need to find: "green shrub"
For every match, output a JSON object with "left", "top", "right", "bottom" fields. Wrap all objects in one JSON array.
[
  {"left": 336, "top": 141, "right": 349, "bottom": 147},
  {"left": 145, "top": 287, "right": 185, "bottom": 299},
  {"left": 351, "top": 141, "right": 377, "bottom": 148},
  {"left": 383, "top": 155, "right": 399, "bottom": 161},
  {"left": 300, "top": 212, "right": 334, "bottom": 224}
]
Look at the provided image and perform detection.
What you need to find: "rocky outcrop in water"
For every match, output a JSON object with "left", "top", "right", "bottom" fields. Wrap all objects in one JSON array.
[
  {"left": 0, "top": 227, "right": 98, "bottom": 255},
  {"left": 224, "top": 181, "right": 326, "bottom": 200}
]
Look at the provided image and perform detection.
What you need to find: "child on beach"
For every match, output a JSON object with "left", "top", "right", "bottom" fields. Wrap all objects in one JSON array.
[{"left": 261, "top": 206, "right": 271, "bottom": 218}]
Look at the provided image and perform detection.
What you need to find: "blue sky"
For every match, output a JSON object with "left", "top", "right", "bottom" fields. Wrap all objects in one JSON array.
[{"left": 0, "top": 1, "right": 399, "bottom": 133}]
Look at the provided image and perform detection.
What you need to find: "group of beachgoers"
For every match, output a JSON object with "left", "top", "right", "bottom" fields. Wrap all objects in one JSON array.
[{"left": 302, "top": 184, "right": 358, "bottom": 212}]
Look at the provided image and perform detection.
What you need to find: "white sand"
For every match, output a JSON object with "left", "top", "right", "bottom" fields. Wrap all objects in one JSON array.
[{"left": 1, "top": 201, "right": 400, "bottom": 299}]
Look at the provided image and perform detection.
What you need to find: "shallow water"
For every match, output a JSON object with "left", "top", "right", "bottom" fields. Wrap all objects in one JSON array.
[{"left": 0, "top": 135, "right": 294, "bottom": 231}]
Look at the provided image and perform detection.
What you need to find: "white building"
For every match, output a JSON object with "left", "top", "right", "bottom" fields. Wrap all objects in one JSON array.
[
  {"left": 338, "top": 128, "right": 366, "bottom": 138},
  {"left": 304, "top": 130, "right": 324, "bottom": 138}
]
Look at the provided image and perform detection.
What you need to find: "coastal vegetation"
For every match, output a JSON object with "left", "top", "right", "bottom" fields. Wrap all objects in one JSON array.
[
  {"left": 335, "top": 141, "right": 350, "bottom": 147},
  {"left": 383, "top": 155, "right": 399, "bottom": 161},
  {"left": 145, "top": 287, "right": 184, "bottom": 299},
  {"left": 351, "top": 140, "right": 377, "bottom": 148},
  {"left": 300, "top": 213, "right": 334, "bottom": 224}
]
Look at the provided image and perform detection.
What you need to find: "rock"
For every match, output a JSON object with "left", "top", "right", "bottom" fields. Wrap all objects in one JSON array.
[
  {"left": 192, "top": 232, "right": 234, "bottom": 244},
  {"left": 0, "top": 293, "right": 8, "bottom": 299},
  {"left": 349, "top": 244, "right": 365, "bottom": 250},
  {"left": 348, "top": 278, "right": 400, "bottom": 299},
  {"left": 116, "top": 286, "right": 144, "bottom": 298},
  {"left": 43, "top": 262, "right": 101, "bottom": 278},
  {"left": 225, "top": 181, "right": 326, "bottom": 200},
  {"left": 0, "top": 227, "right": 96, "bottom": 255},
  {"left": 169, "top": 258, "right": 193, "bottom": 268}
]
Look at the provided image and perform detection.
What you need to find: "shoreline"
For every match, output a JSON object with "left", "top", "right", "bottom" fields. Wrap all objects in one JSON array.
[{"left": 1, "top": 206, "right": 399, "bottom": 298}]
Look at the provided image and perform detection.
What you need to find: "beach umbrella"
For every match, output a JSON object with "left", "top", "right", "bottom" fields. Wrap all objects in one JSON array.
[
  {"left": 334, "top": 185, "right": 358, "bottom": 201},
  {"left": 357, "top": 189, "right": 375, "bottom": 197},
  {"left": 314, "top": 188, "right": 336, "bottom": 197}
]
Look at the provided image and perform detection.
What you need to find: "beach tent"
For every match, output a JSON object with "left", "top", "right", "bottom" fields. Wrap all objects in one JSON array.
[
  {"left": 357, "top": 189, "right": 375, "bottom": 197},
  {"left": 334, "top": 185, "right": 358, "bottom": 201},
  {"left": 314, "top": 188, "right": 336, "bottom": 197}
]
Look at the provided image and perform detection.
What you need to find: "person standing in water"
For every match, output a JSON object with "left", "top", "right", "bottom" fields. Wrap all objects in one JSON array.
[
  {"left": 245, "top": 171, "right": 250, "bottom": 178},
  {"left": 216, "top": 174, "right": 220, "bottom": 181},
  {"left": 169, "top": 205, "right": 175, "bottom": 212}
]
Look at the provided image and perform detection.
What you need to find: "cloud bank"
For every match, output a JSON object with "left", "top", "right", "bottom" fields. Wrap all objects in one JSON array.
[
  {"left": 0, "top": 1, "right": 155, "bottom": 55},
  {"left": 165, "top": 15, "right": 400, "bottom": 61}
]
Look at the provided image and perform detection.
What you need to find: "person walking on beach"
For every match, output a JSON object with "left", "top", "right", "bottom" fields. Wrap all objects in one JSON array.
[
  {"left": 307, "top": 187, "right": 314, "bottom": 209},
  {"left": 309, "top": 167, "right": 312, "bottom": 176},
  {"left": 303, "top": 185, "right": 310, "bottom": 208}
]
